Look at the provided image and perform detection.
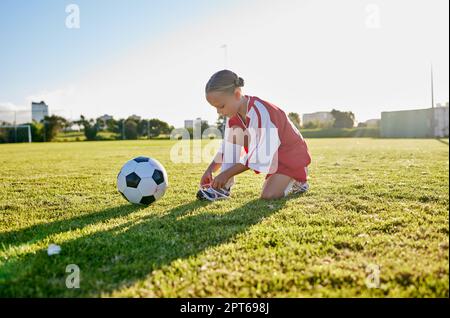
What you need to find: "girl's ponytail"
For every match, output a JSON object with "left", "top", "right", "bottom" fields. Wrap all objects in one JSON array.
[{"left": 205, "top": 70, "right": 244, "bottom": 94}]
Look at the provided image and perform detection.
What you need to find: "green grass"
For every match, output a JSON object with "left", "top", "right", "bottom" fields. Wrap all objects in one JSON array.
[
  {"left": 301, "top": 127, "right": 380, "bottom": 138},
  {"left": 54, "top": 131, "right": 171, "bottom": 142},
  {"left": 54, "top": 131, "right": 119, "bottom": 142},
  {"left": 0, "top": 138, "right": 448, "bottom": 297}
]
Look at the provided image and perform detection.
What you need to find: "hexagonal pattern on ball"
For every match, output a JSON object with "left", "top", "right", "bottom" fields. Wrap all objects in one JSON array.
[
  {"left": 126, "top": 172, "right": 141, "bottom": 188},
  {"left": 153, "top": 184, "right": 167, "bottom": 200},
  {"left": 118, "top": 156, "right": 168, "bottom": 205},
  {"left": 152, "top": 169, "right": 165, "bottom": 185},
  {"left": 119, "top": 191, "right": 128, "bottom": 202},
  {"left": 123, "top": 187, "right": 143, "bottom": 204},
  {"left": 151, "top": 158, "right": 169, "bottom": 186},
  {"left": 117, "top": 172, "right": 127, "bottom": 193},
  {"left": 133, "top": 156, "right": 150, "bottom": 163},
  {"left": 134, "top": 161, "right": 156, "bottom": 179},
  {"left": 120, "top": 160, "right": 138, "bottom": 176},
  {"left": 137, "top": 177, "right": 158, "bottom": 197},
  {"left": 140, "top": 195, "right": 156, "bottom": 205},
  {"left": 147, "top": 157, "right": 163, "bottom": 170}
]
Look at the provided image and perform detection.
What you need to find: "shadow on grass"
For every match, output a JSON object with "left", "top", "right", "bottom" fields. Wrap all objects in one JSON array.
[
  {"left": 435, "top": 138, "right": 449, "bottom": 146},
  {"left": 0, "top": 204, "right": 146, "bottom": 246},
  {"left": 0, "top": 197, "right": 291, "bottom": 297}
]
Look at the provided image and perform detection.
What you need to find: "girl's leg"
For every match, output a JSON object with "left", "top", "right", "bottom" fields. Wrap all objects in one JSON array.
[
  {"left": 260, "top": 173, "right": 295, "bottom": 200},
  {"left": 197, "top": 126, "right": 246, "bottom": 201},
  {"left": 220, "top": 125, "right": 246, "bottom": 189}
]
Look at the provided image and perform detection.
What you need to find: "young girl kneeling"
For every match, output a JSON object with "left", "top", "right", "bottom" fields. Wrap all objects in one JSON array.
[{"left": 197, "top": 70, "right": 312, "bottom": 201}]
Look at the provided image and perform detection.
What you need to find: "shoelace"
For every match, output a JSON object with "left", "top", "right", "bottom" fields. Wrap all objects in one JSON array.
[
  {"left": 292, "top": 182, "right": 309, "bottom": 193},
  {"left": 198, "top": 184, "right": 230, "bottom": 201}
]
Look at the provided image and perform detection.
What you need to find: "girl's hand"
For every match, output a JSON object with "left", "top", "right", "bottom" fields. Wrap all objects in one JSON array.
[
  {"left": 212, "top": 172, "right": 229, "bottom": 189},
  {"left": 200, "top": 168, "right": 213, "bottom": 186}
]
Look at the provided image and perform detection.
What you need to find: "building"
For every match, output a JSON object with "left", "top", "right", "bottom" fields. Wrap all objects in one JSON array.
[
  {"left": 364, "top": 119, "right": 381, "bottom": 128},
  {"left": 184, "top": 120, "right": 193, "bottom": 129},
  {"left": 31, "top": 101, "right": 49, "bottom": 122},
  {"left": 128, "top": 114, "right": 141, "bottom": 121},
  {"left": 302, "top": 112, "right": 334, "bottom": 126},
  {"left": 96, "top": 114, "right": 114, "bottom": 131},
  {"left": 433, "top": 103, "right": 449, "bottom": 137},
  {"left": 98, "top": 114, "right": 113, "bottom": 122},
  {"left": 380, "top": 104, "right": 449, "bottom": 138},
  {"left": 184, "top": 118, "right": 208, "bottom": 129}
]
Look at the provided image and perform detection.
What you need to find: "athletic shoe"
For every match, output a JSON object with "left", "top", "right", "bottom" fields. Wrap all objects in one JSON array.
[
  {"left": 196, "top": 185, "right": 231, "bottom": 201},
  {"left": 287, "top": 181, "right": 309, "bottom": 195}
]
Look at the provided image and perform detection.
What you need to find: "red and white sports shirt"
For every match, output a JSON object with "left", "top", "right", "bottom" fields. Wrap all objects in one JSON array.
[{"left": 219, "top": 95, "right": 311, "bottom": 182}]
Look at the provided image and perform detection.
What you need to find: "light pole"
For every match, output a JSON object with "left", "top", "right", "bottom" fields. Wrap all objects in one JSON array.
[
  {"left": 148, "top": 119, "right": 151, "bottom": 139},
  {"left": 14, "top": 110, "right": 17, "bottom": 143},
  {"left": 431, "top": 64, "right": 435, "bottom": 109},
  {"left": 122, "top": 119, "right": 126, "bottom": 140},
  {"left": 430, "top": 63, "right": 436, "bottom": 137},
  {"left": 220, "top": 44, "right": 228, "bottom": 69}
]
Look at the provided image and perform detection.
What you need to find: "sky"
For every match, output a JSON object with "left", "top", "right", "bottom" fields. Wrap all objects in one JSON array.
[{"left": 0, "top": 0, "right": 449, "bottom": 127}]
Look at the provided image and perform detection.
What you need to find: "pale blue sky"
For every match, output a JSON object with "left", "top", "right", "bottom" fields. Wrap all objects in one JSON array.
[
  {"left": 1, "top": 0, "right": 449, "bottom": 127},
  {"left": 0, "top": 0, "right": 234, "bottom": 105}
]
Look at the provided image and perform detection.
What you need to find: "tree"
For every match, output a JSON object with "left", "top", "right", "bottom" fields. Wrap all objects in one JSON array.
[
  {"left": 95, "top": 117, "right": 107, "bottom": 131},
  {"left": 116, "top": 119, "right": 126, "bottom": 139},
  {"left": 42, "top": 115, "right": 67, "bottom": 142},
  {"left": 288, "top": 112, "right": 301, "bottom": 130},
  {"left": 75, "top": 115, "right": 98, "bottom": 141},
  {"left": 124, "top": 120, "right": 138, "bottom": 140},
  {"left": 0, "top": 121, "right": 10, "bottom": 143},
  {"left": 28, "top": 121, "right": 44, "bottom": 142},
  {"left": 137, "top": 120, "right": 148, "bottom": 137},
  {"left": 331, "top": 109, "right": 355, "bottom": 129},
  {"left": 303, "top": 121, "right": 318, "bottom": 129},
  {"left": 106, "top": 118, "right": 119, "bottom": 134},
  {"left": 61, "top": 119, "right": 73, "bottom": 132},
  {"left": 101, "top": 116, "right": 176, "bottom": 139},
  {"left": 186, "top": 120, "right": 210, "bottom": 139},
  {"left": 216, "top": 115, "right": 226, "bottom": 134},
  {"left": 201, "top": 121, "right": 210, "bottom": 135},
  {"left": 147, "top": 118, "right": 171, "bottom": 138}
]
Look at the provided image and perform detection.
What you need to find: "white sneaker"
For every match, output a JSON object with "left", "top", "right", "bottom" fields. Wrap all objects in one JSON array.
[
  {"left": 196, "top": 185, "right": 231, "bottom": 201},
  {"left": 287, "top": 181, "right": 309, "bottom": 196}
]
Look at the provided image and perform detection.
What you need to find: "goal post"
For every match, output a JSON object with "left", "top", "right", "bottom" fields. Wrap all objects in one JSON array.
[{"left": 0, "top": 125, "right": 32, "bottom": 143}]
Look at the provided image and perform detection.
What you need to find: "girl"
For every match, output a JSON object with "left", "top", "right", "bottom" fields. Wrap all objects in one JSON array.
[{"left": 197, "top": 70, "right": 311, "bottom": 201}]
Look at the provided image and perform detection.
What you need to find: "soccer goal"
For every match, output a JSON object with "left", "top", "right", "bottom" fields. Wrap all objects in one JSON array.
[{"left": 0, "top": 125, "right": 32, "bottom": 143}]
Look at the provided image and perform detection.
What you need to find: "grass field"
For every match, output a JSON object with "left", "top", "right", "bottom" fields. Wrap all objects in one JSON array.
[
  {"left": 0, "top": 138, "right": 448, "bottom": 297},
  {"left": 53, "top": 131, "right": 119, "bottom": 142}
]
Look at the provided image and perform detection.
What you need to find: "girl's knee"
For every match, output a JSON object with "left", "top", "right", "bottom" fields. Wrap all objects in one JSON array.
[{"left": 260, "top": 190, "right": 284, "bottom": 200}]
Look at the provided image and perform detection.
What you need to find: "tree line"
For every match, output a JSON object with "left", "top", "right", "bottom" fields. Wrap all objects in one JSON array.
[
  {"left": 0, "top": 115, "right": 174, "bottom": 143},
  {"left": 288, "top": 109, "right": 356, "bottom": 129},
  {"left": 217, "top": 110, "right": 356, "bottom": 132},
  {"left": 1, "top": 108, "right": 357, "bottom": 143}
]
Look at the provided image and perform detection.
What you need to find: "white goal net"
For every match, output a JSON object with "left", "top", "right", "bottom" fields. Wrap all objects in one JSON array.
[{"left": 0, "top": 125, "right": 32, "bottom": 143}]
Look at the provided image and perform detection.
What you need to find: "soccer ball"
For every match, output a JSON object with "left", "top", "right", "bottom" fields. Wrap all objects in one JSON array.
[{"left": 117, "top": 156, "right": 168, "bottom": 205}]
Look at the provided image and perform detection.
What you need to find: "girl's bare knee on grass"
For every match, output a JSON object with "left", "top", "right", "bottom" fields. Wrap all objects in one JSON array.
[
  {"left": 260, "top": 190, "right": 284, "bottom": 200},
  {"left": 260, "top": 173, "right": 292, "bottom": 200}
]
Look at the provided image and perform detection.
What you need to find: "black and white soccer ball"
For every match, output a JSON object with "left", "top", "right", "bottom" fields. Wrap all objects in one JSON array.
[{"left": 117, "top": 156, "right": 168, "bottom": 205}]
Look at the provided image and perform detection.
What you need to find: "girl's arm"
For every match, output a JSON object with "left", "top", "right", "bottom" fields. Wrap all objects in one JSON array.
[
  {"left": 200, "top": 152, "right": 223, "bottom": 186},
  {"left": 212, "top": 163, "right": 249, "bottom": 189},
  {"left": 207, "top": 152, "right": 223, "bottom": 173}
]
